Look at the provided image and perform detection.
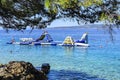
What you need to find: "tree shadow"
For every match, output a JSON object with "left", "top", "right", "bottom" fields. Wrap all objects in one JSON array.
[{"left": 47, "top": 70, "right": 106, "bottom": 80}]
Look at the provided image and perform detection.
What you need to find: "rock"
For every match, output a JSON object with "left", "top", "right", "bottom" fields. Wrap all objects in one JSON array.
[
  {"left": 0, "top": 64, "right": 3, "bottom": 67},
  {"left": 41, "top": 63, "right": 50, "bottom": 74},
  {"left": 0, "top": 61, "right": 48, "bottom": 80}
]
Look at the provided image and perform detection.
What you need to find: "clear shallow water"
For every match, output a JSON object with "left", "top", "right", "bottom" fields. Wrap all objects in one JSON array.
[{"left": 0, "top": 27, "right": 120, "bottom": 80}]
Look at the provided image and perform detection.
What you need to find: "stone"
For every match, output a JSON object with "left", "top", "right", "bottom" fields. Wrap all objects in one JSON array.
[
  {"left": 41, "top": 63, "right": 50, "bottom": 74},
  {"left": 0, "top": 61, "right": 48, "bottom": 80}
]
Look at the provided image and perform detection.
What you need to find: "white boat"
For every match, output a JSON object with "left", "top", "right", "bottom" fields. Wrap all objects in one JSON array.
[
  {"left": 12, "top": 42, "right": 20, "bottom": 45},
  {"left": 74, "top": 32, "right": 89, "bottom": 47},
  {"left": 20, "top": 38, "right": 33, "bottom": 42},
  {"left": 74, "top": 43, "right": 89, "bottom": 47}
]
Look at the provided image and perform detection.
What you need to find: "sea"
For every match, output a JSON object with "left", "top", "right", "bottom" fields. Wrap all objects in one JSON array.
[{"left": 0, "top": 25, "right": 120, "bottom": 80}]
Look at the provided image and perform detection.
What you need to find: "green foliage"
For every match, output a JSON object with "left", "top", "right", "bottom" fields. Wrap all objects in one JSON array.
[
  {"left": 45, "top": 0, "right": 51, "bottom": 9},
  {"left": 57, "top": 0, "right": 78, "bottom": 9},
  {"left": 99, "top": 13, "right": 115, "bottom": 23},
  {"left": 1, "top": 0, "right": 6, "bottom": 4},
  {"left": 100, "top": 13, "right": 108, "bottom": 21},
  {"left": 44, "top": 0, "right": 103, "bottom": 10},
  {"left": 118, "top": 15, "right": 120, "bottom": 20},
  {"left": 58, "top": 0, "right": 70, "bottom": 8},
  {"left": 45, "top": 0, "right": 78, "bottom": 11},
  {"left": 1, "top": 0, "right": 13, "bottom": 9},
  {"left": 0, "top": 0, "right": 119, "bottom": 30},
  {"left": 45, "top": 0, "right": 58, "bottom": 14},
  {"left": 1, "top": 0, "right": 7, "bottom": 6},
  {"left": 79, "top": 0, "right": 103, "bottom": 8}
]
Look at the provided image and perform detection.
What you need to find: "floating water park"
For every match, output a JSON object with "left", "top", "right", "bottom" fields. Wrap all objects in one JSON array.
[{"left": 7, "top": 31, "right": 89, "bottom": 47}]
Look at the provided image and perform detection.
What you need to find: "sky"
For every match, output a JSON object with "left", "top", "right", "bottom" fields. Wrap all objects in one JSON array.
[
  {"left": 47, "top": 19, "right": 103, "bottom": 28},
  {"left": 47, "top": 19, "right": 80, "bottom": 28}
]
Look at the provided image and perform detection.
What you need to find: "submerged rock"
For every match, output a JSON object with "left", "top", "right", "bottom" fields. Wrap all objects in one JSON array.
[
  {"left": 41, "top": 63, "right": 50, "bottom": 74},
  {"left": 0, "top": 61, "right": 48, "bottom": 80}
]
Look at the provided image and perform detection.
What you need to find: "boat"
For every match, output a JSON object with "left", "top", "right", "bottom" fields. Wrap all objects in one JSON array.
[
  {"left": 74, "top": 42, "right": 89, "bottom": 47},
  {"left": 31, "top": 41, "right": 57, "bottom": 46},
  {"left": 7, "top": 31, "right": 57, "bottom": 46},
  {"left": 60, "top": 32, "right": 89, "bottom": 47},
  {"left": 30, "top": 31, "right": 57, "bottom": 46},
  {"left": 40, "top": 42, "right": 57, "bottom": 46},
  {"left": 6, "top": 37, "right": 33, "bottom": 45},
  {"left": 60, "top": 36, "right": 75, "bottom": 46},
  {"left": 18, "top": 38, "right": 33, "bottom": 45},
  {"left": 75, "top": 32, "right": 89, "bottom": 47},
  {"left": 6, "top": 31, "right": 89, "bottom": 47}
]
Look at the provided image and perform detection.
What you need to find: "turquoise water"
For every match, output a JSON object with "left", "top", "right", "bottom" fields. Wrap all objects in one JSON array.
[{"left": 0, "top": 27, "right": 120, "bottom": 80}]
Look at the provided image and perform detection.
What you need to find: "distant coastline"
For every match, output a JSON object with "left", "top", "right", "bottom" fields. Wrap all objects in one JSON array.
[
  {"left": 47, "top": 24, "right": 109, "bottom": 29},
  {"left": 0, "top": 23, "right": 118, "bottom": 30}
]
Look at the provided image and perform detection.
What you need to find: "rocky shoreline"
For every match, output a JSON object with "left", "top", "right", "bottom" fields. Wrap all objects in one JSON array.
[{"left": 0, "top": 61, "right": 50, "bottom": 80}]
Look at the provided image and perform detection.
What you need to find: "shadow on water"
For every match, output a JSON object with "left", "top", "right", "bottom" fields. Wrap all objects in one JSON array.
[{"left": 47, "top": 70, "right": 106, "bottom": 80}]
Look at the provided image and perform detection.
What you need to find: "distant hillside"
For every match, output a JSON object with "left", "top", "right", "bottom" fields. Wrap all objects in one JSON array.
[{"left": 49, "top": 24, "right": 106, "bottom": 29}]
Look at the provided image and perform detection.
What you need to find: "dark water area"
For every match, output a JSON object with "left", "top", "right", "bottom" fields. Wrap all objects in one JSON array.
[{"left": 48, "top": 70, "right": 106, "bottom": 80}]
